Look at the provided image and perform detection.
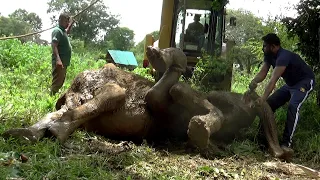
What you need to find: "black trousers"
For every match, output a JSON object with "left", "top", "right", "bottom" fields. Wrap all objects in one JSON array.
[{"left": 266, "top": 78, "right": 315, "bottom": 147}]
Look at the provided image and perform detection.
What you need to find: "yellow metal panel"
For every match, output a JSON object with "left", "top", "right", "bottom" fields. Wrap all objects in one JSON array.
[
  {"left": 143, "top": 34, "right": 155, "bottom": 60},
  {"left": 158, "top": 0, "right": 174, "bottom": 49}
]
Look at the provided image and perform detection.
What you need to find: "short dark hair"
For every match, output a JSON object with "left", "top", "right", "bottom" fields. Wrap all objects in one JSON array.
[
  {"left": 262, "top": 33, "right": 281, "bottom": 46},
  {"left": 59, "top": 13, "right": 70, "bottom": 21}
]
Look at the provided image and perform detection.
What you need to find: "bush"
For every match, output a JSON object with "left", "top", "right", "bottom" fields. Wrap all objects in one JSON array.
[{"left": 191, "top": 53, "right": 233, "bottom": 92}]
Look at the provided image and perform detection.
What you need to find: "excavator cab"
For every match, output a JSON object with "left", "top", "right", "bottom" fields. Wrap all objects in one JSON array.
[
  {"left": 143, "top": 0, "right": 235, "bottom": 90},
  {"left": 144, "top": 0, "right": 227, "bottom": 66},
  {"left": 171, "top": 0, "right": 225, "bottom": 66}
]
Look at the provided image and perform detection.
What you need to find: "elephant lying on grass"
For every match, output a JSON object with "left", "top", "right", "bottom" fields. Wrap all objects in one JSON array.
[{"left": 2, "top": 47, "right": 292, "bottom": 160}]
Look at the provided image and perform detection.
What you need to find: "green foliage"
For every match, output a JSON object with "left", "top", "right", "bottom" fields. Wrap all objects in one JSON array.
[
  {"left": 8, "top": 9, "right": 43, "bottom": 31},
  {"left": 263, "top": 17, "right": 299, "bottom": 52},
  {"left": 132, "top": 67, "right": 155, "bottom": 82},
  {"left": 282, "top": 0, "right": 320, "bottom": 71},
  {"left": 0, "top": 39, "right": 49, "bottom": 68},
  {"left": 47, "top": 0, "right": 120, "bottom": 46},
  {"left": 224, "top": 9, "right": 299, "bottom": 76},
  {"left": 103, "top": 27, "right": 135, "bottom": 51},
  {"left": 191, "top": 54, "right": 232, "bottom": 92},
  {"left": 228, "top": 41, "right": 260, "bottom": 75},
  {"left": 0, "top": 10, "right": 46, "bottom": 44},
  {"left": 212, "top": 0, "right": 229, "bottom": 11},
  {"left": 0, "top": 16, "right": 33, "bottom": 42},
  {"left": 70, "top": 38, "right": 85, "bottom": 54},
  {"left": 225, "top": 9, "right": 264, "bottom": 44}
]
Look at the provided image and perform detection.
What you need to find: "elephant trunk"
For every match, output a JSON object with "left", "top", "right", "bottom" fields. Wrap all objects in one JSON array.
[
  {"left": 255, "top": 101, "right": 285, "bottom": 158},
  {"left": 243, "top": 90, "right": 284, "bottom": 158}
]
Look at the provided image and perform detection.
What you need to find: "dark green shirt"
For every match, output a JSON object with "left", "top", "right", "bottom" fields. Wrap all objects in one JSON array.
[{"left": 51, "top": 25, "right": 72, "bottom": 66}]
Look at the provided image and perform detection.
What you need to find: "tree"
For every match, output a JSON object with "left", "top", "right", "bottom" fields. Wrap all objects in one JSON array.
[
  {"left": 104, "top": 27, "right": 135, "bottom": 51},
  {"left": 47, "top": 0, "right": 120, "bottom": 47},
  {"left": 282, "top": 0, "right": 319, "bottom": 70},
  {"left": 0, "top": 16, "right": 33, "bottom": 42},
  {"left": 225, "top": 9, "right": 299, "bottom": 75},
  {"left": 8, "top": 9, "right": 43, "bottom": 31},
  {"left": 282, "top": 0, "right": 320, "bottom": 105},
  {"left": 225, "top": 9, "right": 264, "bottom": 44},
  {"left": 262, "top": 17, "right": 299, "bottom": 51}
]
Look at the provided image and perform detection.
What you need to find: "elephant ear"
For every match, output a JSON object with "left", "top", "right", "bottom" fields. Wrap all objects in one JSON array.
[{"left": 55, "top": 93, "right": 66, "bottom": 110}]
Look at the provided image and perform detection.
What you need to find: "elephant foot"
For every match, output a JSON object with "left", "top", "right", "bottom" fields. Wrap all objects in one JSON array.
[
  {"left": 280, "top": 145, "right": 294, "bottom": 162},
  {"left": 48, "top": 121, "right": 75, "bottom": 144},
  {"left": 269, "top": 148, "right": 285, "bottom": 159},
  {"left": 188, "top": 116, "right": 210, "bottom": 150},
  {"left": 1, "top": 128, "right": 38, "bottom": 143}
]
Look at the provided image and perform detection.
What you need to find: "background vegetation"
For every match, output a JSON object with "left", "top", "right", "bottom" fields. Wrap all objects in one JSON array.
[{"left": 0, "top": 0, "right": 319, "bottom": 179}]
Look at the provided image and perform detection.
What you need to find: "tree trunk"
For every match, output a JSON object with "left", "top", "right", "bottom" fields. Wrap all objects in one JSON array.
[{"left": 317, "top": 26, "right": 320, "bottom": 106}]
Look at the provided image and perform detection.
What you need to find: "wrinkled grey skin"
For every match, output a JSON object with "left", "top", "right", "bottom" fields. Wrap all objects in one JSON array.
[{"left": 2, "top": 47, "right": 288, "bottom": 160}]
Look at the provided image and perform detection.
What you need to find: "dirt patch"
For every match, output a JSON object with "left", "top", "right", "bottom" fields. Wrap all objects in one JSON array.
[{"left": 60, "top": 135, "right": 319, "bottom": 180}]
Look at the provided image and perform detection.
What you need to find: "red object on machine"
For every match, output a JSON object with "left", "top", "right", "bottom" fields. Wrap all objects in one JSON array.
[{"left": 143, "top": 59, "right": 149, "bottom": 68}]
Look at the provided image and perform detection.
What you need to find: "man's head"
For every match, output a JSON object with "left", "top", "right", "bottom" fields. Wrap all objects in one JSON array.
[
  {"left": 58, "top": 13, "right": 70, "bottom": 29},
  {"left": 194, "top": 14, "right": 201, "bottom": 22},
  {"left": 262, "top": 33, "right": 281, "bottom": 56}
]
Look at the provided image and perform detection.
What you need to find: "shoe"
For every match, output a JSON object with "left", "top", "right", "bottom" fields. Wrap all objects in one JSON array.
[{"left": 280, "top": 145, "right": 294, "bottom": 162}]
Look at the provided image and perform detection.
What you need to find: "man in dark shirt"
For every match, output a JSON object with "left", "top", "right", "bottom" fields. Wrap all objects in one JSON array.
[
  {"left": 50, "top": 13, "right": 74, "bottom": 96},
  {"left": 249, "top": 33, "right": 315, "bottom": 156}
]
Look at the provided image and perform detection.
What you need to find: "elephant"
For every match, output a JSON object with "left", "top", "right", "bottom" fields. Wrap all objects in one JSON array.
[{"left": 1, "top": 46, "right": 291, "bottom": 161}]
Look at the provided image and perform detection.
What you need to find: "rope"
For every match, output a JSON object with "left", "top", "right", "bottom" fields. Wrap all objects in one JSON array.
[{"left": 0, "top": 0, "right": 101, "bottom": 41}]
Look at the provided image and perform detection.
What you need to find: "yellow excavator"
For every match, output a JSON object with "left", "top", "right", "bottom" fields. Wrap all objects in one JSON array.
[{"left": 143, "top": 0, "right": 236, "bottom": 91}]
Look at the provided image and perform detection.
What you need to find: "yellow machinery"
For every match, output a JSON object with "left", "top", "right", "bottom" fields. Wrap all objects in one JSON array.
[{"left": 143, "top": 0, "right": 235, "bottom": 91}]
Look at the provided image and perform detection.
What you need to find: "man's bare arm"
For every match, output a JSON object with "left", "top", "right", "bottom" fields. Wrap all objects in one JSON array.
[
  {"left": 52, "top": 42, "right": 63, "bottom": 68},
  {"left": 252, "top": 62, "right": 270, "bottom": 83},
  {"left": 261, "top": 66, "right": 286, "bottom": 101},
  {"left": 66, "top": 17, "right": 75, "bottom": 34}
]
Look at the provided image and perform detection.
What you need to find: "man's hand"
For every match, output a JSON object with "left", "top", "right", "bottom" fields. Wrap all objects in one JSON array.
[
  {"left": 69, "top": 16, "right": 74, "bottom": 26},
  {"left": 56, "top": 58, "right": 64, "bottom": 68}
]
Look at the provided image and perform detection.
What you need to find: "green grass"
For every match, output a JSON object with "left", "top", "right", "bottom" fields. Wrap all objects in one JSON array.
[{"left": 0, "top": 39, "right": 319, "bottom": 179}]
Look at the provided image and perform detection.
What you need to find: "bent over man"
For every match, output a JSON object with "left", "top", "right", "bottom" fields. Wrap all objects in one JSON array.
[
  {"left": 50, "top": 13, "right": 74, "bottom": 96},
  {"left": 249, "top": 33, "right": 315, "bottom": 154}
]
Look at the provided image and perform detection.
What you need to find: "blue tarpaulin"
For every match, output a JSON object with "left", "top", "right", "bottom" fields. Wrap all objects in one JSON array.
[{"left": 107, "top": 50, "right": 138, "bottom": 66}]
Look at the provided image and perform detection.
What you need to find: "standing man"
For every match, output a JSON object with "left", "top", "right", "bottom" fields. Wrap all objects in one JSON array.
[
  {"left": 50, "top": 13, "right": 74, "bottom": 96},
  {"left": 249, "top": 33, "right": 315, "bottom": 155}
]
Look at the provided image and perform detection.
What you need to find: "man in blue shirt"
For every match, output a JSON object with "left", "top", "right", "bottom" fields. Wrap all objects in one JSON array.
[{"left": 249, "top": 33, "right": 315, "bottom": 157}]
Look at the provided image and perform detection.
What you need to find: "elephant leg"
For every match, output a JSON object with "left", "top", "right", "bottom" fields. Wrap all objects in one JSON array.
[
  {"left": 169, "top": 83, "right": 225, "bottom": 150},
  {"left": 2, "top": 106, "right": 68, "bottom": 143},
  {"left": 48, "top": 83, "right": 126, "bottom": 143},
  {"left": 145, "top": 46, "right": 187, "bottom": 113},
  {"left": 145, "top": 66, "right": 182, "bottom": 113}
]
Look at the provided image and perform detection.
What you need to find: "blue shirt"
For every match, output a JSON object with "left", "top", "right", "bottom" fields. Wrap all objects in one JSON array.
[{"left": 264, "top": 48, "right": 315, "bottom": 87}]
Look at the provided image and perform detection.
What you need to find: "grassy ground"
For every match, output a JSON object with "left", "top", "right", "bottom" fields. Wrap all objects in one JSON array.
[{"left": 0, "top": 39, "right": 319, "bottom": 179}]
